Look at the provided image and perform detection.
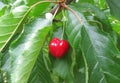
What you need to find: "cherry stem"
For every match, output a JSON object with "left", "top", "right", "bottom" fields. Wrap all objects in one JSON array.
[
  {"left": 61, "top": 10, "right": 66, "bottom": 40},
  {"left": 31, "top": 0, "right": 61, "bottom": 10},
  {"left": 51, "top": 0, "right": 74, "bottom": 17},
  {"left": 27, "top": 0, "right": 63, "bottom": 16},
  {"left": 52, "top": 5, "right": 60, "bottom": 20},
  {"left": 62, "top": 3, "right": 83, "bottom": 24}
]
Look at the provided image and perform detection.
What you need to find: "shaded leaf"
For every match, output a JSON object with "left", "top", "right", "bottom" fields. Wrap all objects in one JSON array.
[
  {"left": 106, "top": 0, "right": 120, "bottom": 20},
  {"left": 10, "top": 18, "right": 52, "bottom": 83},
  {"left": 1, "top": 51, "right": 11, "bottom": 83},
  {"left": 0, "top": 1, "right": 6, "bottom": 10},
  {"left": 81, "top": 24, "right": 120, "bottom": 83},
  {"left": 51, "top": 48, "right": 74, "bottom": 83},
  {"left": 71, "top": 3, "right": 112, "bottom": 32}
]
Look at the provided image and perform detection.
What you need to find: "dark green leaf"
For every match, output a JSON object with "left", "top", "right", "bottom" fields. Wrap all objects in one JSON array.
[
  {"left": 81, "top": 24, "right": 120, "bottom": 83},
  {"left": 71, "top": 3, "right": 112, "bottom": 32},
  {"left": 52, "top": 48, "right": 74, "bottom": 83},
  {"left": 10, "top": 18, "right": 52, "bottom": 83},
  {"left": 1, "top": 52, "right": 11, "bottom": 83},
  {"left": 65, "top": 8, "right": 86, "bottom": 83},
  {"left": 67, "top": 5, "right": 120, "bottom": 82},
  {"left": 106, "top": 0, "right": 120, "bottom": 20}
]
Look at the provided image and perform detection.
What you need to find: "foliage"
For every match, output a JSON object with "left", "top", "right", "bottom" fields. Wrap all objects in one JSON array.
[{"left": 0, "top": 0, "right": 120, "bottom": 83}]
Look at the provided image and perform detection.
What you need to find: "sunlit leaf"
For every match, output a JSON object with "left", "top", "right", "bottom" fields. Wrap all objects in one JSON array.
[
  {"left": 0, "top": 4, "right": 29, "bottom": 52},
  {"left": 28, "top": 50, "right": 54, "bottom": 83},
  {"left": 26, "top": 0, "right": 50, "bottom": 17},
  {"left": 10, "top": 18, "right": 52, "bottom": 83}
]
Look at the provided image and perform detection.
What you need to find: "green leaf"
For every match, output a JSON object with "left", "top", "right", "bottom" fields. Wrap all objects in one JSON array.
[
  {"left": 71, "top": 3, "right": 112, "bottom": 32},
  {"left": 75, "top": 0, "right": 94, "bottom": 4},
  {"left": 26, "top": 0, "right": 50, "bottom": 17},
  {"left": 12, "top": 5, "right": 29, "bottom": 17},
  {"left": 28, "top": 41, "right": 53, "bottom": 83},
  {"left": 29, "top": 3, "right": 50, "bottom": 17},
  {"left": 66, "top": 10, "right": 83, "bottom": 49},
  {"left": 1, "top": 51, "right": 11, "bottom": 83},
  {"left": 0, "top": 53, "right": 3, "bottom": 83},
  {"left": 0, "top": 6, "right": 7, "bottom": 17},
  {"left": 67, "top": 4, "right": 120, "bottom": 82},
  {"left": 10, "top": 18, "right": 52, "bottom": 83},
  {"left": 0, "top": 3, "right": 29, "bottom": 52},
  {"left": 81, "top": 24, "right": 120, "bottom": 82},
  {"left": 0, "top": 14, "right": 21, "bottom": 52},
  {"left": 0, "top": 2, "right": 6, "bottom": 10},
  {"left": 0, "top": 0, "right": 50, "bottom": 52},
  {"left": 106, "top": 0, "right": 120, "bottom": 20},
  {"left": 52, "top": 48, "right": 74, "bottom": 83},
  {"left": 11, "top": 0, "right": 26, "bottom": 8},
  {"left": 65, "top": 8, "right": 86, "bottom": 83},
  {"left": 28, "top": 50, "right": 54, "bottom": 83}
]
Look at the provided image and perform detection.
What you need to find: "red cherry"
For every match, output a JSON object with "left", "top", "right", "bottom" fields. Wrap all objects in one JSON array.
[{"left": 49, "top": 38, "right": 69, "bottom": 58}]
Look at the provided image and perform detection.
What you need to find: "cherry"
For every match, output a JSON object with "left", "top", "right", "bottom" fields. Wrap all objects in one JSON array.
[{"left": 49, "top": 38, "right": 69, "bottom": 58}]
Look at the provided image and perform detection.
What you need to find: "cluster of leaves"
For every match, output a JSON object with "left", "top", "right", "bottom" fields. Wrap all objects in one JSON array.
[{"left": 0, "top": 0, "right": 120, "bottom": 83}]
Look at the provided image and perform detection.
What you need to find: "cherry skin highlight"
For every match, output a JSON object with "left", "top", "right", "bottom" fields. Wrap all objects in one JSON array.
[{"left": 49, "top": 38, "right": 69, "bottom": 58}]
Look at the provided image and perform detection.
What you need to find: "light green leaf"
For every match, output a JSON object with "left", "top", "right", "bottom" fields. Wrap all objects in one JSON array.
[
  {"left": 0, "top": 6, "right": 7, "bottom": 17},
  {"left": 28, "top": 50, "right": 54, "bottom": 83},
  {"left": 0, "top": 0, "right": 51, "bottom": 52},
  {"left": 75, "top": 0, "right": 94, "bottom": 4},
  {"left": 0, "top": 3, "right": 29, "bottom": 52},
  {"left": 10, "top": 18, "right": 52, "bottom": 83},
  {"left": 0, "top": 14, "right": 22, "bottom": 52},
  {"left": 12, "top": 5, "right": 29, "bottom": 17},
  {"left": 26, "top": 0, "right": 50, "bottom": 17},
  {"left": 28, "top": 41, "right": 53, "bottom": 83}
]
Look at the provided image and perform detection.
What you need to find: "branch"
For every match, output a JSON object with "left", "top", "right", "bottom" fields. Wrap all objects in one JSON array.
[
  {"left": 51, "top": 0, "right": 74, "bottom": 15},
  {"left": 65, "top": 0, "right": 74, "bottom": 4}
]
